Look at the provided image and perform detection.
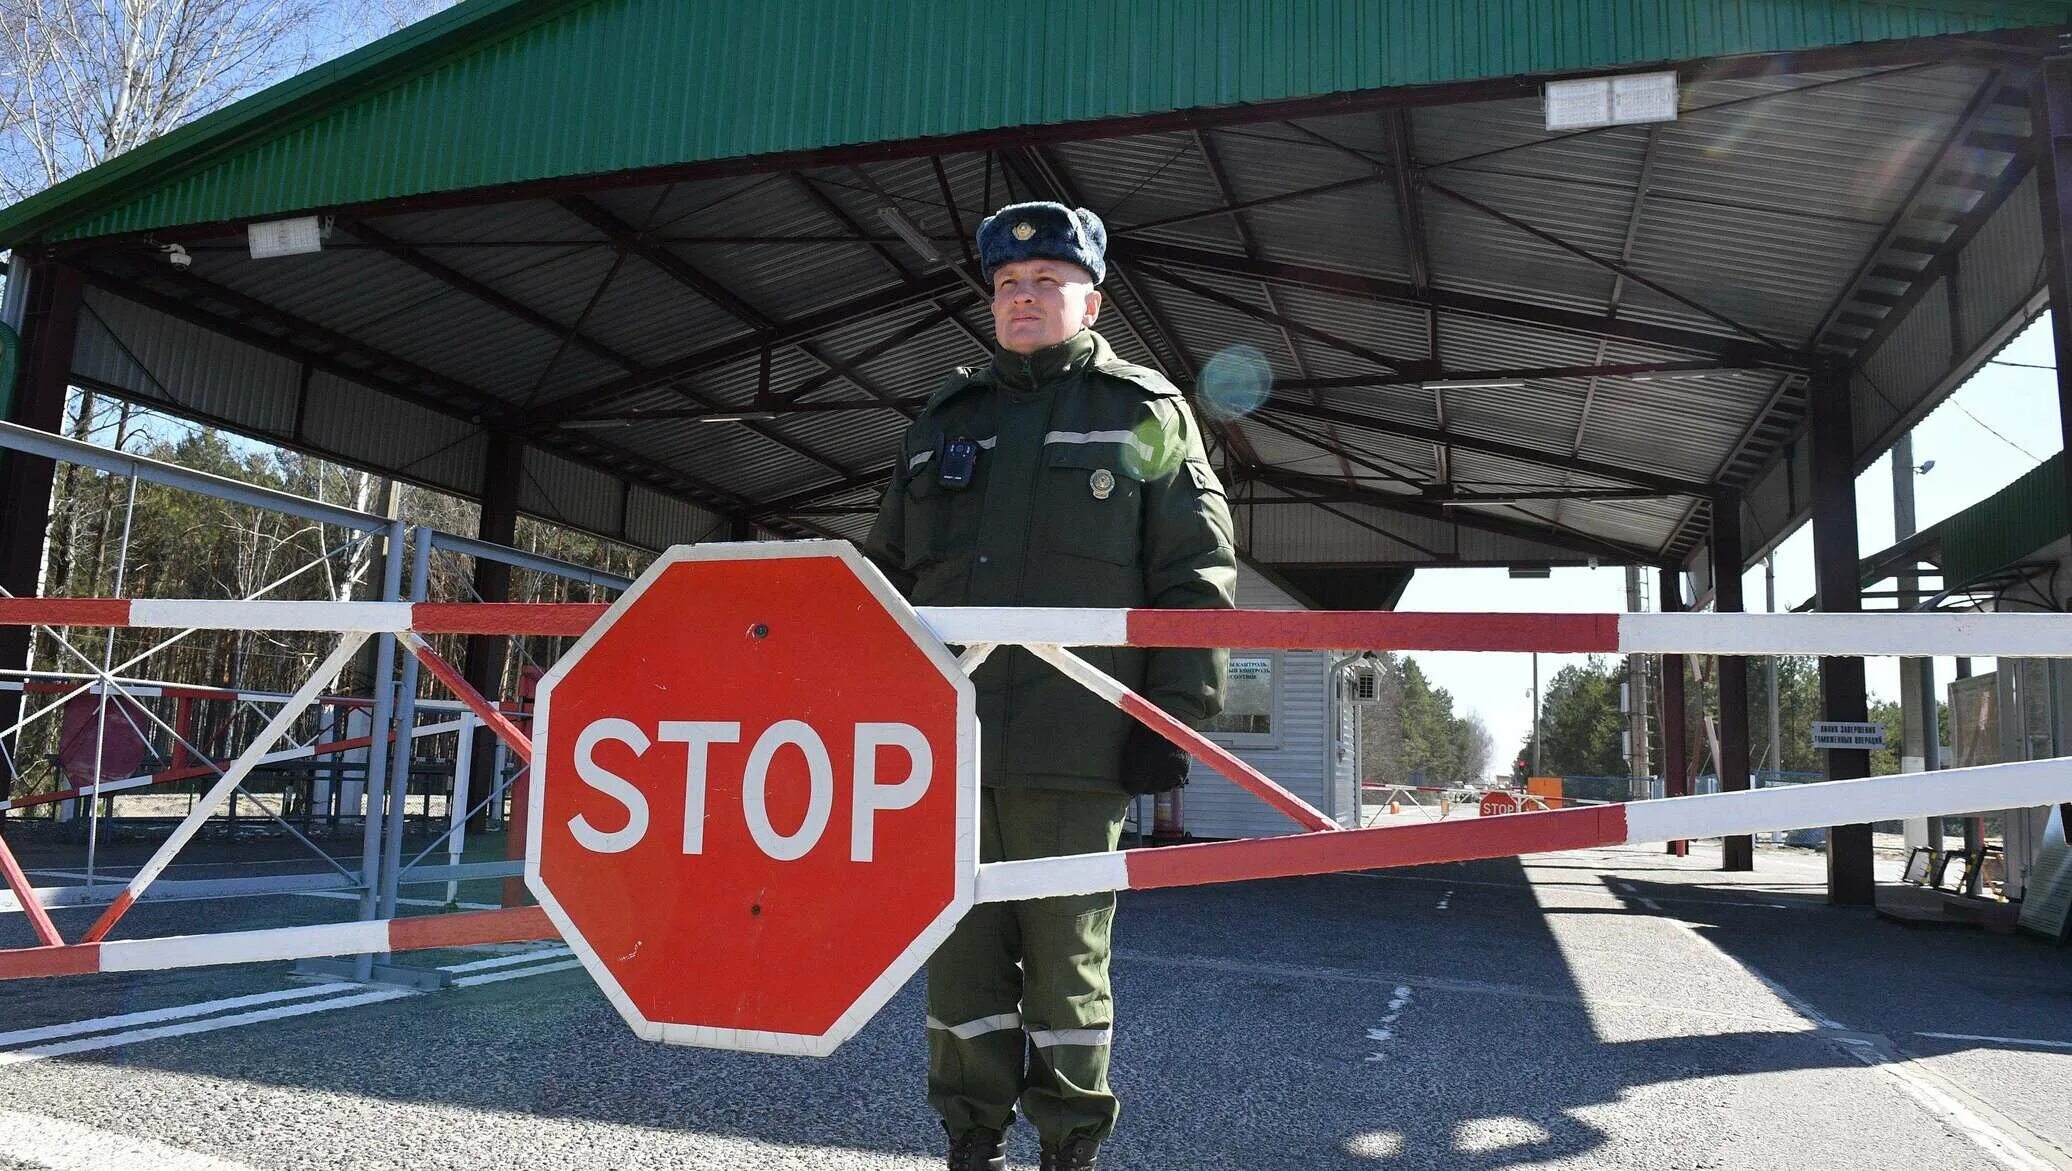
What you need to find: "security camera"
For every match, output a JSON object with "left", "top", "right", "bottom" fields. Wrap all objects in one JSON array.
[{"left": 162, "top": 243, "right": 191, "bottom": 269}]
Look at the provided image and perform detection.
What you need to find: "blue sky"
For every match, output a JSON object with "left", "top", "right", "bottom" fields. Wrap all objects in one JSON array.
[{"left": 1398, "top": 315, "right": 2061, "bottom": 771}]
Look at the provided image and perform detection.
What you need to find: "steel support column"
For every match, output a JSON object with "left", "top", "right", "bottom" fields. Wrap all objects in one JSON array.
[
  {"left": 0, "top": 263, "right": 82, "bottom": 803},
  {"left": 1711, "top": 492, "right": 1754, "bottom": 872},
  {"left": 1658, "top": 565, "right": 1689, "bottom": 858},
  {"left": 2038, "top": 58, "right": 2072, "bottom": 550},
  {"left": 464, "top": 430, "right": 523, "bottom": 839},
  {"left": 1809, "top": 362, "right": 1875, "bottom": 905},
  {"left": 2035, "top": 57, "right": 2072, "bottom": 845}
]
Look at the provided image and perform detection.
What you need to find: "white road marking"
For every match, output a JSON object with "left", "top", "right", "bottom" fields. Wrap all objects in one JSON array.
[
  {"left": 0, "top": 949, "right": 578, "bottom": 1066},
  {"left": 1435, "top": 890, "right": 1453, "bottom": 910},
  {"left": 1654, "top": 916, "right": 2062, "bottom": 1170},
  {"left": 0, "top": 1108, "right": 263, "bottom": 1170},
  {"left": 452, "top": 958, "right": 583, "bottom": 987},
  {"left": 0, "top": 982, "right": 359, "bottom": 1048},
  {"left": 1335, "top": 870, "right": 1800, "bottom": 910},
  {"left": 1362, "top": 985, "right": 1412, "bottom": 1063},
  {"left": 294, "top": 890, "right": 498, "bottom": 911},
  {"left": 0, "top": 989, "right": 417, "bottom": 1066},
  {"left": 1918, "top": 1032, "right": 2072, "bottom": 1052},
  {"left": 437, "top": 946, "right": 574, "bottom": 974},
  {"left": 1120, "top": 949, "right": 1802, "bottom": 1028},
  {"left": 1614, "top": 880, "right": 1665, "bottom": 913}
]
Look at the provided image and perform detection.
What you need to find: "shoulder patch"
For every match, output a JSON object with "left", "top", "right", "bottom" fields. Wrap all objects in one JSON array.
[{"left": 1093, "top": 359, "right": 1183, "bottom": 399}]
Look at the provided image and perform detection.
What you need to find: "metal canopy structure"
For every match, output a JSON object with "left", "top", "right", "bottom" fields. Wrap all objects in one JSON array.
[{"left": 0, "top": 0, "right": 2066, "bottom": 587}]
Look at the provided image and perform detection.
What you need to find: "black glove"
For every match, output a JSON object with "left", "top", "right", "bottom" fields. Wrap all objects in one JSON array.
[{"left": 1120, "top": 722, "right": 1191, "bottom": 795}]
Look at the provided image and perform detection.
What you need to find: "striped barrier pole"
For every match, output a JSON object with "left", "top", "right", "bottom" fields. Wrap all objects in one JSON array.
[
  {"left": 0, "top": 719, "right": 465, "bottom": 813},
  {"left": 974, "top": 754, "right": 2072, "bottom": 903},
  {"left": 396, "top": 632, "right": 534, "bottom": 765},
  {"left": 6, "top": 753, "right": 2070, "bottom": 982},
  {"left": 0, "top": 827, "right": 63, "bottom": 947},
  {"left": 7, "top": 598, "right": 2072, "bottom": 658},
  {"left": 75, "top": 635, "right": 370, "bottom": 944},
  {"left": 1024, "top": 644, "right": 1338, "bottom": 832},
  {"left": 0, "top": 905, "right": 556, "bottom": 980}
]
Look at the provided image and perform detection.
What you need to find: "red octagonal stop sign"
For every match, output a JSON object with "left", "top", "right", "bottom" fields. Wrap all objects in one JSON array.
[{"left": 526, "top": 541, "right": 977, "bottom": 1056}]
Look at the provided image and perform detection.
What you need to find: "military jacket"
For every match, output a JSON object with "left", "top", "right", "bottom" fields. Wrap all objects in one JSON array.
[{"left": 864, "top": 329, "right": 1238, "bottom": 791}]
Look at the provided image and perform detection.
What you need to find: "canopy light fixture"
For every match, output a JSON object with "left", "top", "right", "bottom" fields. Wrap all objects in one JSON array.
[
  {"left": 1422, "top": 378, "right": 1527, "bottom": 391},
  {"left": 248, "top": 215, "right": 326, "bottom": 259},
  {"left": 877, "top": 207, "right": 941, "bottom": 264},
  {"left": 1544, "top": 71, "right": 1679, "bottom": 131},
  {"left": 561, "top": 409, "right": 780, "bottom": 429}
]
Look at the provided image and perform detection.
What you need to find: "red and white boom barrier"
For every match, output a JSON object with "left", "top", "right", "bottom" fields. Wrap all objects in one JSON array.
[
  {"left": 4, "top": 596, "right": 2072, "bottom": 657},
  {"left": 5, "top": 545, "right": 2072, "bottom": 1058},
  {"left": 5, "top": 752, "right": 2068, "bottom": 981}
]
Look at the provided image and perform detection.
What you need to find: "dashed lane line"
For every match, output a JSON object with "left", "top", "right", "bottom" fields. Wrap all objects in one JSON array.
[
  {"left": 1363, "top": 985, "right": 1413, "bottom": 1063},
  {"left": 1116, "top": 949, "right": 1807, "bottom": 1030}
]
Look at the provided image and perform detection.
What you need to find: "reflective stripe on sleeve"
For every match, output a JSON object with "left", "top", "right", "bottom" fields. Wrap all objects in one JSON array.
[
  {"left": 1043, "top": 430, "right": 1152, "bottom": 461},
  {"left": 926, "top": 1012, "right": 1023, "bottom": 1040}
]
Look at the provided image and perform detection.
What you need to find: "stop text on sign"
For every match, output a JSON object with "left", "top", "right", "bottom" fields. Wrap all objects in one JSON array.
[{"left": 569, "top": 718, "right": 932, "bottom": 862}]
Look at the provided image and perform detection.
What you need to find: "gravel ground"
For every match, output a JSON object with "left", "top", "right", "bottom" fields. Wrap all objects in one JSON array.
[{"left": 2, "top": 840, "right": 2068, "bottom": 1170}]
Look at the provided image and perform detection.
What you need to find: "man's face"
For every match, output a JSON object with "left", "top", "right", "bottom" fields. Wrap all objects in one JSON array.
[{"left": 990, "top": 259, "right": 1102, "bottom": 354}]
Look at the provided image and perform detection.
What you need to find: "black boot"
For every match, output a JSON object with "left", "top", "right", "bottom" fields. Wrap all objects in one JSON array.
[
  {"left": 944, "top": 1122, "right": 1008, "bottom": 1171},
  {"left": 1039, "top": 1133, "right": 1099, "bottom": 1171}
]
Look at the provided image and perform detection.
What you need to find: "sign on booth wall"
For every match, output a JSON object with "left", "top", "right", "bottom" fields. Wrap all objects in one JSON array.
[{"left": 1811, "top": 721, "right": 1886, "bottom": 751}]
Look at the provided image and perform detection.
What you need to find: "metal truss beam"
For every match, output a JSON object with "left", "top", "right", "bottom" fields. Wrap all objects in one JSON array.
[
  {"left": 1422, "top": 179, "right": 1792, "bottom": 353},
  {"left": 1109, "top": 238, "right": 1807, "bottom": 368},
  {"left": 551, "top": 195, "right": 871, "bottom": 478},
  {"left": 1269, "top": 359, "right": 1750, "bottom": 392},
  {"left": 1245, "top": 467, "right": 1660, "bottom": 565},
  {"left": 1192, "top": 128, "right": 1304, "bottom": 473},
  {"left": 515, "top": 266, "right": 969, "bottom": 426},
  {"left": 1132, "top": 259, "right": 1420, "bottom": 376},
  {"left": 1256, "top": 395, "right": 1712, "bottom": 498},
  {"left": 1811, "top": 69, "right": 2015, "bottom": 348},
  {"left": 80, "top": 266, "right": 802, "bottom": 529}
]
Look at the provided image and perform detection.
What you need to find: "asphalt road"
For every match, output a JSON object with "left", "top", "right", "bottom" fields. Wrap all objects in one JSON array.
[{"left": 2, "top": 841, "right": 2069, "bottom": 1170}]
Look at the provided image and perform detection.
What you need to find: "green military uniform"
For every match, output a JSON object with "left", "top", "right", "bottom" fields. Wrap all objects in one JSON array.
[{"left": 864, "top": 326, "right": 1237, "bottom": 1147}]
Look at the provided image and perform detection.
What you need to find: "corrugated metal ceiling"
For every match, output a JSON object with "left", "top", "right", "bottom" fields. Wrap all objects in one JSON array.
[{"left": 45, "top": 34, "right": 2060, "bottom": 568}]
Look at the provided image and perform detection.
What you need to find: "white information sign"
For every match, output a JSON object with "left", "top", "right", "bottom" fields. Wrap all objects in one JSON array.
[{"left": 1811, "top": 721, "right": 1886, "bottom": 750}]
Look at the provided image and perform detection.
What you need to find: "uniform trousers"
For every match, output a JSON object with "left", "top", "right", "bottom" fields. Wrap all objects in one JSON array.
[{"left": 926, "top": 786, "right": 1130, "bottom": 1144}]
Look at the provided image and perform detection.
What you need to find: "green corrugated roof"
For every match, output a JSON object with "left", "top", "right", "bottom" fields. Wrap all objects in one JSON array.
[
  {"left": 2, "top": 0, "right": 2068, "bottom": 248},
  {"left": 1941, "top": 451, "right": 2067, "bottom": 588}
]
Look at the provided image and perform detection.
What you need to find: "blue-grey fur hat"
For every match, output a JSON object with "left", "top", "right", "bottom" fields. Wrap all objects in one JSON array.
[{"left": 976, "top": 201, "right": 1106, "bottom": 285}]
